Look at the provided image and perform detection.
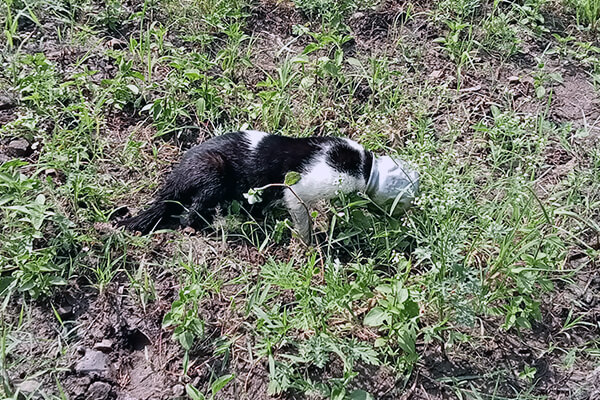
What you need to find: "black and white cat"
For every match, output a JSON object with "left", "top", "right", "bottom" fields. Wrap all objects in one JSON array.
[{"left": 119, "top": 130, "right": 419, "bottom": 242}]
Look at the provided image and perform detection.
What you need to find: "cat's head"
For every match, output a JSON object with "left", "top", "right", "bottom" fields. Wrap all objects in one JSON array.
[{"left": 366, "top": 155, "right": 419, "bottom": 213}]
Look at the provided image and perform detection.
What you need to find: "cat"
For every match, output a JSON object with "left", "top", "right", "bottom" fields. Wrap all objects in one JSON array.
[{"left": 119, "top": 130, "right": 419, "bottom": 243}]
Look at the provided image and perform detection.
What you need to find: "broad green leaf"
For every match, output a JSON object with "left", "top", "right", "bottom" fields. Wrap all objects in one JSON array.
[
  {"left": 302, "top": 43, "right": 321, "bottom": 55},
  {"left": 350, "top": 390, "right": 374, "bottom": 400},
  {"left": 375, "top": 284, "right": 392, "bottom": 294},
  {"left": 346, "top": 57, "right": 362, "bottom": 67},
  {"left": 178, "top": 331, "right": 195, "bottom": 350},
  {"left": 162, "top": 312, "right": 175, "bottom": 328},
  {"left": 0, "top": 195, "right": 14, "bottom": 206},
  {"left": 126, "top": 84, "right": 139, "bottom": 95},
  {"left": 185, "top": 384, "right": 205, "bottom": 400},
  {"left": 184, "top": 69, "right": 201, "bottom": 80},
  {"left": 535, "top": 85, "right": 546, "bottom": 98},
  {"left": 395, "top": 288, "right": 409, "bottom": 304},
  {"left": 300, "top": 76, "right": 315, "bottom": 89},
  {"left": 364, "top": 307, "right": 390, "bottom": 327},
  {"left": 291, "top": 54, "right": 309, "bottom": 63},
  {"left": 48, "top": 276, "right": 67, "bottom": 286},
  {"left": 0, "top": 276, "right": 16, "bottom": 296},
  {"left": 284, "top": 171, "right": 301, "bottom": 186},
  {"left": 405, "top": 299, "right": 420, "bottom": 318},
  {"left": 548, "top": 72, "right": 563, "bottom": 83}
]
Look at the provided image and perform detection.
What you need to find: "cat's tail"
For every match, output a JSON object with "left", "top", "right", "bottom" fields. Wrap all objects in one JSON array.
[{"left": 118, "top": 185, "right": 182, "bottom": 234}]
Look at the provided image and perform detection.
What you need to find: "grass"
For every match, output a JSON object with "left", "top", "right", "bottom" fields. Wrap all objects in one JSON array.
[
  {"left": 1, "top": 0, "right": 600, "bottom": 399},
  {"left": 566, "top": 0, "right": 600, "bottom": 30}
]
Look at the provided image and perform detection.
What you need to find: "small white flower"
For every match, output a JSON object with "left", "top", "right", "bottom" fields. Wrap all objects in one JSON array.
[{"left": 243, "top": 188, "right": 263, "bottom": 204}]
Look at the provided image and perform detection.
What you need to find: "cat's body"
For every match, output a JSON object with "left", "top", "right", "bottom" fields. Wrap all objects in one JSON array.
[{"left": 120, "top": 130, "right": 418, "bottom": 242}]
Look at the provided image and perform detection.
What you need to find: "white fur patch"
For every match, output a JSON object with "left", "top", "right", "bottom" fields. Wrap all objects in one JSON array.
[
  {"left": 283, "top": 148, "right": 368, "bottom": 241},
  {"left": 243, "top": 130, "right": 268, "bottom": 151},
  {"left": 290, "top": 154, "right": 365, "bottom": 205}
]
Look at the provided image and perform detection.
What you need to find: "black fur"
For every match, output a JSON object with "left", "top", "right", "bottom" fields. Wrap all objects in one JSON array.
[
  {"left": 362, "top": 150, "right": 373, "bottom": 182},
  {"left": 250, "top": 135, "right": 330, "bottom": 186},
  {"left": 326, "top": 142, "right": 364, "bottom": 178}
]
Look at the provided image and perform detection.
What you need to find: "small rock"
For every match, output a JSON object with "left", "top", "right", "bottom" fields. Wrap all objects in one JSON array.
[
  {"left": 66, "top": 376, "right": 91, "bottom": 398},
  {"left": 172, "top": 384, "right": 185, "bottom": 396},
  {"left": 86, "top": 381, "right": 112, "bottom": 400},
  {"left": 0, "top": 152, "right": 9, "bottom": 164},
  {"left": 93, "top": 339, "right": 113, "bottom": 353},
  {"left": 75, "top": 350, "right": 110, "bottom": 377},
  {"left": 350, "top": 11, "right": 365, "bottom": 20},
  {"left": 461, "top": 85, "right": 482, "bottom": 94},
  {"left": 16, "top": 379, "right": 41, "bottom": 395},
  {"left": 106, "top": 38, "right": 127, "bottom": 50},
  {"left": 125, "top": 315, "right": 142, "bottom": 328},
  {"left": 0, "top": 95, "right": 16, "bottom": 110},
  {"left": 7, "top": 138, "right": 31, "bottom": 157},
  {"left": 429, "top": 69, "right": 443, "bottom": 79},
  {"left": 57, "top": 305, "right": 73, "bottom": 319},
  {"left": 182, "top": 226, "right": 196, "bottom": 234},
  {"left": 89, "top": 326, "right": 105, "bottom": 341},
  {"left": 584, "top": 291, "right": 595, "bottom": 305},
  {"left": 192, "top": 376, "right": 202, "bottom": 387},
  {"left": 93, "top": 222, "right": 114, "bottom": 234}
]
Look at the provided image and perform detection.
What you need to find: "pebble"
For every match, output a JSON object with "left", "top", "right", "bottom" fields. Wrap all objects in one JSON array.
[
  {"left": 16, "top": 379, "right": 41, "bottom": 395},
  {"left": 86, "top": 381, "right": 112, "bottom": 400},
  {"left": 106, "top": 38, "right": 127, "bottom": 50},
  {"left": 172, "top": 384, "right": 185, "bottom": 397},
  {"left": 75, "top": 349, "right": 110, "bottom": 377},
  {"left": 93, "top": 339, "right": 114, "bottom": 353},
  {"left": 0, "top": 95, "right": 15, "bottom": 110},
  {"left": 68, "top": 376, "right": 91, "bottom": 398},
  {"left": 57, "top": 305, "right": 73, "bottom": 319},
  {"left": 429, "top": 70, "right": 443, "bottom": 79},
  {"left": 7, "top": 138, "right": 31, "bottom": 157}
]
